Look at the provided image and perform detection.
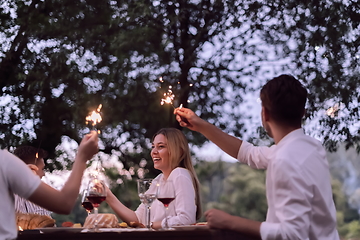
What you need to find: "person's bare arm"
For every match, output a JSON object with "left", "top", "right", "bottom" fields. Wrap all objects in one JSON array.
[
  {"left": 174, "top": 107, "right": 242, "bottom": 158},
  {"left": 105, "top": 186, "right": 139, "bottom": 223},
  {"left": 205, "top": 209, "right": 261, "bottom": 239},
  {"left": 28, "top": 131, "right": 98, "bottom": 214}
]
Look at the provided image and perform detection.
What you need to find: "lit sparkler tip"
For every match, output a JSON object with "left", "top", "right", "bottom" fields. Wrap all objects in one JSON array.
[
  {"left": 85, "top": 104, "right": 103, "bottom": 126},
  {"left": 160, "top": 85, "right": 175, "bottom": 106},
  {"left": 159, "top": 77, "right": 164, "bottom": 83},
  {"left": 96, "top": 104, "right": 102, "bottom": 112}
]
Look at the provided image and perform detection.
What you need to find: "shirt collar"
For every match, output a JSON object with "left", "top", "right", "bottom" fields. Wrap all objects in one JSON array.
[{"left": 277, "top": 128, "right": 304, "bottom": 147}]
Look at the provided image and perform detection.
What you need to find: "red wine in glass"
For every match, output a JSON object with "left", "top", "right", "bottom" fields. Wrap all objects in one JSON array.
[
  {"left": 157, "top": 197, "right": 175, "bottom": 208},
  {"left": 86, "top": 178, "right": 107, "bottom": 232},
  {"left": 81, "top": 189, "right": 93, "bottom": 215},
  {"left": 82, "top": 201, "right": 94, "bottom": 212},
  {"left": 157, "top": 180, "right": 175, "bottom": 229},
  {"left": 87, "top": 195, "right": 106, "bottom": 208}
]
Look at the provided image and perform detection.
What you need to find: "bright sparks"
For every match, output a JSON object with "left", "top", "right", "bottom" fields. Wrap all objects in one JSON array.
[
  {"left": 86, "top": 104, "right": 103, "bottom": 126},
  {"left": 161, "top": 86, "right": 175, "bottom": 106}
]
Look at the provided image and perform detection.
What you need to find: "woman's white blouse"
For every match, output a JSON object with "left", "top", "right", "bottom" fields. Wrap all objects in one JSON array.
[{"left": 135, "top": 167, "right": 197, "bottom": 228}]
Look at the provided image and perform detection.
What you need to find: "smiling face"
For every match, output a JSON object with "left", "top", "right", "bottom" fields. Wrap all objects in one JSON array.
[{"left": 151, "top": 134, "right": 171, "bottom": 176}]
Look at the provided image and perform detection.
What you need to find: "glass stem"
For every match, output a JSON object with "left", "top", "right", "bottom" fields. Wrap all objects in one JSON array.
[
  {"left": 94, "top": 207, "right": 99, "bottom": 232},
  {"left": 146, "top": 205, "right": 151, "bottom": 229},
  {"left": 164, "top": 207, "right": 168, "bottom": 229}
]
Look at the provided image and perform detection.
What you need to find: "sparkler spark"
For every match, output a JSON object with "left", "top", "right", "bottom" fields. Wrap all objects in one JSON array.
[
  {"left": 86, "top": 104, "right": 102, "bottom": 133},
  {"left": 86, "top": 104, "right": 102, "bottom": 126},
  {"left": 160, "top": 86, "right": 175, "bottom": 107},
  {"left": 34, "top": 152, "right": 38, "bottom": 165}
]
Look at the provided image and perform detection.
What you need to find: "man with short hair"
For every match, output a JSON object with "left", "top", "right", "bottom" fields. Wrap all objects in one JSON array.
[
  {"left": 13, "top": 146, "right": 52, "bottom": 216},
  {"left": 174, "top": 75, "right": 340, "bottom": 239}
]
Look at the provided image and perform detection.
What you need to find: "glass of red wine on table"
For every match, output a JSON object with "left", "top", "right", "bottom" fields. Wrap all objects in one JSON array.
[
  {"left": 86, "top": 176, "right": 107, "bottom": 232},
  {"left": 81, "top": 189, "right": 94, "bottom": 215},
  {"left": 157, "top": 180, "right": 175, "bottom": 230}
]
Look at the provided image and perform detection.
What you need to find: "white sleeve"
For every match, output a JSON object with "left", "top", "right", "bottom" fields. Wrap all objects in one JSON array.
[
  {"left": 134, "top": 203, "right": 146, "bottom": 223},
  {"left": 3, "top": 150, "right": 41, "bottom": 199},
  {"left": 237, "top": 141, "right": 272, "bottom": 169},
  {"left": 165, "top": 169, "right": 196, "bottom": 227}
]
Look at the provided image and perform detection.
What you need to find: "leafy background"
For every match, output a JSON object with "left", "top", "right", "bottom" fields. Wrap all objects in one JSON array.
[{"left": 1, "top": 0, "right": 359, "bottom": 239}]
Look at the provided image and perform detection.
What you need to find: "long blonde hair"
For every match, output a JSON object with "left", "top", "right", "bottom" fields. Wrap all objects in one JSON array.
[{"left": 153, "top": 128, "right": 202, "bottom": 220}]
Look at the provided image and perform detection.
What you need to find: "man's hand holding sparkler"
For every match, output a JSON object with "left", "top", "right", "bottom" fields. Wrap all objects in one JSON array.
[
  {"left": 174, "top": 107, "right": 242, "bottom": 159},
  {"left": 174, "top": 107, "right": 208, "bottom": 132}
]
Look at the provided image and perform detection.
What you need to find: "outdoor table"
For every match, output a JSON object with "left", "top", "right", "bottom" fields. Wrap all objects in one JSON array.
[{"left": 17, "top": 228, "right": 256, "bottom": 240}]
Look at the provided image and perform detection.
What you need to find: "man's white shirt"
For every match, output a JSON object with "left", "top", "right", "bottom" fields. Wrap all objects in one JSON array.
[{"left": 238, "top": 129, "right": 340, "bottom": 240}]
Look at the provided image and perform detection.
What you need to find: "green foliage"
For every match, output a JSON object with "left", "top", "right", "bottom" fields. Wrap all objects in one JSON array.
[
  {"left": 196, "top": 160, "right": 267, "bottom": 221},
  {"left": 338, "top": 220, "right": 360, "bottom": 240},
  {"left": 1, "top": 3, "right": 358, "bottom": 236},
  {"left": 1, "top": 0, "right": 359, "bottom": 174}
]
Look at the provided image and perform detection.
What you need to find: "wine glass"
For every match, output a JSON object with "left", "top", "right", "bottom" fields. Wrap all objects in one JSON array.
[
  {"left": 81, "top": 189, "right": 93, "bottom": 215},
  {"left": 157, "top": 180, "right": 175, "bottom": 230},
  {"left": 137, "top": 179, "right": 158, "bottom": 229},
  {"left": 86, "top": 177, "right": 107, "bottom": 231}
]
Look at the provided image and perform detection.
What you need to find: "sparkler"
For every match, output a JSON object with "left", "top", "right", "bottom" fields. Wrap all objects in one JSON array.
[
  {"left": 158, "top": 76, "right": 190, "bottom": 124},
  {"left": 86, "top": 104, "right": 103, "bottom": 133},
  {"left": 85, "top": 104, "right": 103, "bottom": 171},
  {"left": 34, "top": 152, "right": 38, "bottom": 165},
  {"left": 158, "top": 76, "right": 192, "bottom": 109},
  {"left": 160, "top": 86, "right": 175, "bottom": 108}
]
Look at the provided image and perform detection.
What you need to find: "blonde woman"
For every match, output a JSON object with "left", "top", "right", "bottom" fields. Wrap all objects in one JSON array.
[{"left": 106, "top": 128, "right": 202, "bottom": 229}]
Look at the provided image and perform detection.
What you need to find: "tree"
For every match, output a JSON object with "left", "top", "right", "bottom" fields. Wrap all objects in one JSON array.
[
  {"left": 240, "top": 0, "right": 360, "bottom": 151},
  {"left": 201, "top": 162, "right": 268, "bottom": 222},
  {"left": 1, "top": 0, "right": 359, "bottom": 173}
]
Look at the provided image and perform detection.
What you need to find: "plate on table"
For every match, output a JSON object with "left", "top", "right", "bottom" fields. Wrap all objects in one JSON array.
[
  {"left": 36, "top": 227, "right": 84, "bottom": 233},
  {"left": 172, "top": 225, "right": 208, "bottom": 231}
]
